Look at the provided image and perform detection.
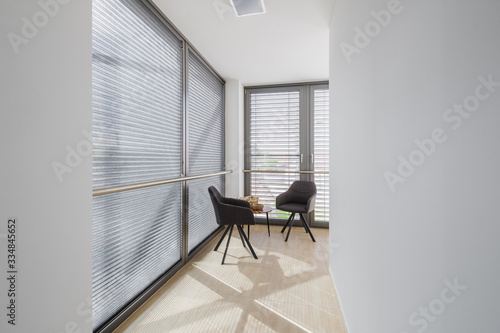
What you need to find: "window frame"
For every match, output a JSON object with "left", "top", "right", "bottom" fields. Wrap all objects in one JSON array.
[
  {"left": 92, "top": 1, "right": 226, "bottom": 332},
  {"left": 244, "top": 81, "right": 329, "bottom": 228}
]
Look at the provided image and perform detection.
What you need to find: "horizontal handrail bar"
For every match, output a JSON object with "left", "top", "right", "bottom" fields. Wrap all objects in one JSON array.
[
  {"left": 243, "top": 169, "right": 329, "bottom": 175},
  {"left": 93, "top": 170, "right": 233, "bottom": 197}
]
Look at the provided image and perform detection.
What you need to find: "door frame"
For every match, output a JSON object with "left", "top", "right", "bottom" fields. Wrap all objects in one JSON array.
[{"left": 244, "top": 81, "right": 330, "bottom": 228}]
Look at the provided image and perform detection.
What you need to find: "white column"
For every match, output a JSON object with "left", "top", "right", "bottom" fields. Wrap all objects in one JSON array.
[{"left": 225, "top": 79, "right": 245, "bottom": 197}]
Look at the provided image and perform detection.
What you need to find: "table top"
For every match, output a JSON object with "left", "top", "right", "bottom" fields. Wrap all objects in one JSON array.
[{"left": 252, "top": 205, "right": 272, "bottom": 214}]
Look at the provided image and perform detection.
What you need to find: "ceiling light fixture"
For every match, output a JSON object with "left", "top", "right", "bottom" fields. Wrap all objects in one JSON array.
[{"left": 230, "top": 0, "right": 266, "bottom": 17}]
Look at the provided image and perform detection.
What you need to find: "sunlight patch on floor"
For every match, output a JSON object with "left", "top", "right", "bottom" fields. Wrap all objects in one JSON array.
[{"left": 115, "top": 225, "right": 346, "bottom": 333}]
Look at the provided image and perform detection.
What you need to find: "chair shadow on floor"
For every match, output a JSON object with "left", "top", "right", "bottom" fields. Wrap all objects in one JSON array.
[{"left": 116, "top": 225, "right": 344, "bottom": 333}]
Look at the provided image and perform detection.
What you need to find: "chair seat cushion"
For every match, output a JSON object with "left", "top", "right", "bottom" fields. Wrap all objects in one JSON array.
[{"left": 276, "top": 203, "right": 308, "bottom": 213}]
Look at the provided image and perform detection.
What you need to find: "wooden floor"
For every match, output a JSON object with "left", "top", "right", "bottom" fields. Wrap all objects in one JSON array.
[{"left": 115, "top": 224, "right": 347, "bottom": 333}]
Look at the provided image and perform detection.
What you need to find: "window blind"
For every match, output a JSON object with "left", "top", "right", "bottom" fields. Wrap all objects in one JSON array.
[
  {"left": 92, "top": 183, "right": 182, "bottom": 330},
  {"left": 187, "top": 51, "right": 225, "bottom": 253},
  {"left": 92, "top": 0, "right": 183, "bottom": 330},
  {"left": 246, "top": 85, "right": 330, "bottom": 225},
  {"left": 249, "top": 90, "right": 301, "bottom": 219},
  {"left": 188, "top": 175, "right": 224, "bottom": 253},
  {"left": 313, "top": 88, "right": 330, "bottom": 222},
  {"left": 92, "top": 0, "right": 183, "bottom": 190}
]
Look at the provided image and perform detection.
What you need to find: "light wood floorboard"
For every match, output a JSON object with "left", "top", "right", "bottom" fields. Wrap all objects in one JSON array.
[{"left": 114, "top": 224, "right": 347, "bottom": 333}]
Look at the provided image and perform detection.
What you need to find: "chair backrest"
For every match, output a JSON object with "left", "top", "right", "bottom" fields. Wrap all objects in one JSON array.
[
  {"left": 288, "top": 181, "right": 317, "bottom": 204},
  {"left": 208, "top": 186, "right": 223, "bottom": 226}
]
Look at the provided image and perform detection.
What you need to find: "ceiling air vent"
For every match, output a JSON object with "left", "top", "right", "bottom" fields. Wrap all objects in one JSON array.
[{"left": 230, "top": 0, "right": 266, "bottom": 17}]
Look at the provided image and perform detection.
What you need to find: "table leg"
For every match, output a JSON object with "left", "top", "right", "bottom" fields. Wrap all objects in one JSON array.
[{"left": 266, "top": 212, "right": 270, "bottom": 237}]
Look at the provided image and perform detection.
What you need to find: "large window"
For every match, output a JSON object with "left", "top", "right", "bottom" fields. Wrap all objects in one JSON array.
[
  {"left": 92, "top": 1, "right": 225, "bottom": 332},
  {"left": 245, "top": 83, "right": 329, "bottom": 226}
]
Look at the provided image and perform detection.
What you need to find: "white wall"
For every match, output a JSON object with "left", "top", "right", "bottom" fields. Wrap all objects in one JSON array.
[
  {"left": 0, "top": 1, "right": 92, "bottom": 332},
  {"left": 225, "top": 79, "right": 245, "bottom": 197},
  {"left": 330, "top": 0, "right": 500, "bottom": 332}
]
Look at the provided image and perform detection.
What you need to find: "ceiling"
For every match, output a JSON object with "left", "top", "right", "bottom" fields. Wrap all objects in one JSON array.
[{"left": 152, "top": 0, "right": 334, "bottom": 85}]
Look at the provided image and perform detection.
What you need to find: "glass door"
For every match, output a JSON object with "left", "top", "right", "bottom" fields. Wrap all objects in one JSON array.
[
  {"left": 245, "top": 83, "right": 330, "bottom": 227},
  {"left": 246, "top": 86, "right": 302, "bottom": 220}
]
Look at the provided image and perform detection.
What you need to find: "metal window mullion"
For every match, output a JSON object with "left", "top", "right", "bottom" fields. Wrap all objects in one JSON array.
[
  {"left": 182, "top": 41, "right": 189, "bottom": 264},
  {"left": 244, "top": 88, "right": 251, "bottom": 196}
]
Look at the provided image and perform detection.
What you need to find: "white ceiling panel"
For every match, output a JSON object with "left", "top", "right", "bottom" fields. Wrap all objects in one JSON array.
[{"left": 152, "top": 0, "right": 333, "bottom": 85}]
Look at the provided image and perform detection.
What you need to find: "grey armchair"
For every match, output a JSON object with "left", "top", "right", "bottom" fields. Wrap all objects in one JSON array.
[
  {"left": 208, "top": 186, "right": 258, "bottom": 264},
  {"left": 276, "top": 181, "right": 317, "bottom": 242}
]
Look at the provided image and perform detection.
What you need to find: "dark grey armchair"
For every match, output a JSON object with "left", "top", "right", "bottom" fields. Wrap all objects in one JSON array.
[
  {"left": 276, "top": 181, "right": 317, "bottom": 242},
  {"left": 208, "top": 186, "right": 258, "bottom": 264}
]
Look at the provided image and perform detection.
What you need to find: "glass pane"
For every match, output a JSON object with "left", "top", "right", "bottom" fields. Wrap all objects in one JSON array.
[
  {"left": 187, "top": 51, "right": 225, "bottom": 253},
  {"left": 93, "top": 0, "right": 183, "bottom": 190},
  {"left": 249, "top": 91, "right": 301, "bottom": 219},
  {"left": 92, "top": 183, "right": 182, "bottom": 330},
  {"left": 188, "top": 175, "right": 223, "bottom": 253},
  {"left": 188, "top": 51, "right": 225, "bottom": 176},
  {"left": 313, "top": 88, "right": 330, "bottom": 223}
]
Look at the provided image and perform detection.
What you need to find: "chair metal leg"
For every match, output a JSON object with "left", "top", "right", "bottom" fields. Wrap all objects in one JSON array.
[
  {"left": 214, "top": 226, "right": 230, "bottom": 251},
  {"left": 237, "top": 225, "right": 258, "bottom": 259},
  {"left": 285, "top": 215, "right": 295, "bottom": 242},
  {"left": 301, "top": 218, "right": 309, "bottom": 233},
  {"left": 266, "top": 212, "right": 270, "bottom": 237},
  {"left": 281, "top": 213, "right": 294, "bottom": 233},
  {"left": 299, "top": 213, "right": 316, "bottom": 242},
  {"left": 237, "top": 225, "right": 246, "bottom": 248},
  {"left": 221, "top": 225, "right": 234, "bottom": 265}
]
